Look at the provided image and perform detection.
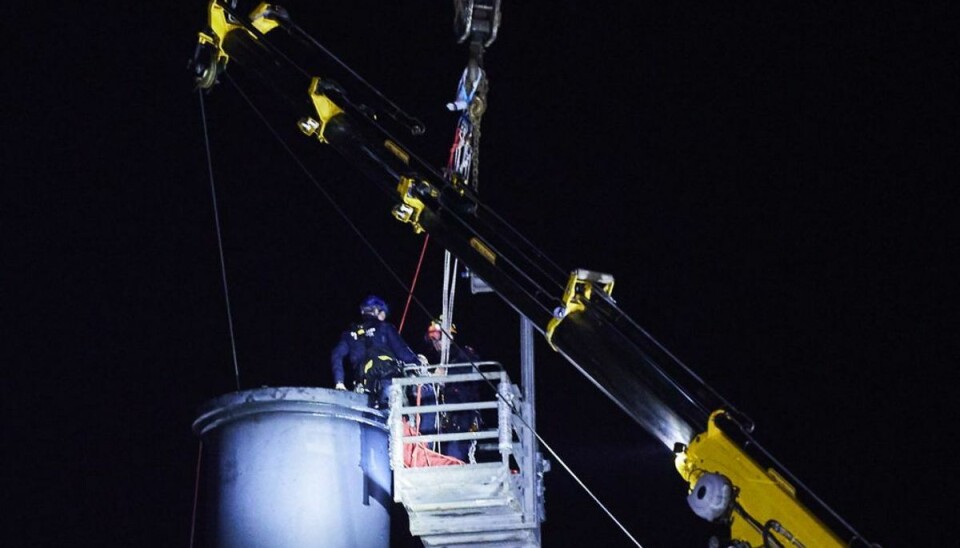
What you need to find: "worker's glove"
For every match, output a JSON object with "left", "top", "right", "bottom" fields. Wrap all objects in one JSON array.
[
  {"left": 335, "top": 382, "right": 346, "bottom": 390},
  {"left": 417, "top": 354, "right": 429, "bottom": 366}
]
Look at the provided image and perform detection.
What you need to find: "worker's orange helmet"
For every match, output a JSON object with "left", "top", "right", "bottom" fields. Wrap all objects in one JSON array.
[{"left": 425, "top": 320, "right": 455, "bottom": 342}]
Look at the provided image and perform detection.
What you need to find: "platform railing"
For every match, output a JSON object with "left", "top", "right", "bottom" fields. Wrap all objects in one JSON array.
[
  {"left": 387, "top": 361, "right": 525, "bottom": 481},
  {"left": 387, "top": 362, "right": 545, "bottom": 546}
]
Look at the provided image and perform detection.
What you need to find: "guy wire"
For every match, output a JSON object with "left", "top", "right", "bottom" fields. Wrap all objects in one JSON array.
[{"left": 198, "top": 89, "right": 242, "bottom": 391}]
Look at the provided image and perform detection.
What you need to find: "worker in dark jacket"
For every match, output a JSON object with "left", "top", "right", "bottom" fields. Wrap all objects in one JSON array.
[
  {"left": 422, "top": 321, "right": 482, "bottom": 461},
  {"left": 331, "top": 295, "right": 425, "bottom": 408},
  {"left": 406, "top": 365, "right": 443, "bottom": 452}
]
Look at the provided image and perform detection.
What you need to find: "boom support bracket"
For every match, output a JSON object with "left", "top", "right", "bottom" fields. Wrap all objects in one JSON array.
[
  {"left": 545, "top": 269, "right": 615, "bottom": 351},
  {"left": 675, "top": 411, "right": 846, "bottom": 547},
  {"left": 391, "top": 176, "right": 434, "bottom": 234},
  {"left": 299, "top": 77, "right": 346, "bottom": 144},
  {"left": 191, "top": 1, "right": 281, "bottom": 90}
]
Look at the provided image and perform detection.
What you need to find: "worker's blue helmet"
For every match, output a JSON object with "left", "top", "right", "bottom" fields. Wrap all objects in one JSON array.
[{"left": 360, "top": 295, "right": 389, "bottom": 317}]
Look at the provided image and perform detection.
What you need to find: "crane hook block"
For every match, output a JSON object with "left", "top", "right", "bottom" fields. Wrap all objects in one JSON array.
[{"left": 453, "top": 0, "right": 502, "bottom": 48}]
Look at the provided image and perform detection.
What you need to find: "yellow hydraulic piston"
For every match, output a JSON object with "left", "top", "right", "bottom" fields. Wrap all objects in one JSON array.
[{"left": 676, "top": 410, "right": 845, "bottom": 547}]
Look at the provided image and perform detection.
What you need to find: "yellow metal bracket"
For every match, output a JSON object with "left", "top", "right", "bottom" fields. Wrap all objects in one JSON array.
[
  {"left": 391, "top": 176, "right": 433, "bottom": 234},
  {"left": 298, "top": 77, "right": 345, "bottom": 143},
  {"left": 195, "top": 2, "right": 281, "bottom": 89},
  {"left": 248, "top": 3, "right": 281, "bottom": 34},
  {"left": 675, "top": 410, "right": 845, "bottom": 547},
  {"left": 544, "top": 269, "right": 615, "bottom": 350}
]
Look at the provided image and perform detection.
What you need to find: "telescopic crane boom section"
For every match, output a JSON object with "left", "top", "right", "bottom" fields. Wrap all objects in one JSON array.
[{"left": 190, "top": 3, "right": 878, "bottom": 546}]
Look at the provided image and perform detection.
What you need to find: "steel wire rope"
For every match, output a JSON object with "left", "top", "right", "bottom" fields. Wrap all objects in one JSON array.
[
  {"left": 473, "top": 201, "right": 569, "bottom": 280},
  {"left": 430, "top": 197, "right": 569, "bottom": 307},
  {"left": 451, "top": 207, "right": 732, "bottom": 447},
  {"left": 220, "top": 3, "right": 443, "bottom": 180},
  {"left": 224, "top": 69, "right": 591, "bottom": 499},
  {"left": 431, "top": 68, "right": 862, "bottom": 548},
  {"left": 445, "top": 156, "right": 742, "bottom": 441},
  {"left": 733, "top": 420, "right": 872, "bottom": 544},
  {"left": 443, "top": 67, "right": 566, "bottom": 285},
  {"left": 226, "top": 3, "right": 570, "bottom": 299},
  {"left": 219, "top": 8, "right": 571, "bottom": 307},
  {"left": 401, "top": 326, "right": 648, "bottom": 546},
  {"left": 591, "top": 289, "right": 744, "bottom": 427},
  {"left": 219, "top": 3, "right": 313, "bottom": 81},
  {"left": 427, "top": 51, "right": 511, "bottom": 464},
  {"left": 222, "top": 39, "right": 423, "bottom": 210},
  {"left": 427, "top": 325, "right": 645, "bottom": 548},
  {"left": 584, "top": 290, "right": 875, "bottom": 544},
  {"left": 443, "top": 73, "right": 745, "bottom": 436},
  {"left": 586, "top": 299, "right": 718, "bottom": 425},
  {"left": 219, "top": 72, "right": 553, "bottom": 351},
  {"left": 444, "top": 83, "right": 568, "bottom": 285},
  {"left": 222, "top": 33, "right": 315, "bottom": 114},
  {"left": 432, "top": 124, "right": 570, "bottom": 298},
  {"left": 278, "top": 18, "right": 425, "bottom": 135},
  {"left": 213, "top": 2, "right": 570, "bottom": 341},
  {"left": 198, "top": 89, "right": 242, "bottom": 391},
  {"left": 221, "top": 72, "right": 558, "bottom": 328},
  {"left": 427, "top": 61, "right": 643, "bottom": 510},
  {"left": 392, "top": 174, "right": 570, "bottom": 314},
  {"left": 441, "top": 69, "right": 568, "bottom": 290},
  {"left": 415, "top": 194, "right": 565, "bottom": 314},
  {"left": 221, "top": 73, "right": 420, "bottom": 302},
  {"left": 527, "top": 422, "right": 644, "bottom": 547},
  {"left": 222, "top": 73, "right": 645, "bottom": 547},
  {"left": 454, "top": 172, "right": 746, "bottom": 431},
  {"left": 223, "top": 74, "right": 556, "bottom": 438},
  {"left": 436, "top": 110, "right": 569, "bottom": 298}
]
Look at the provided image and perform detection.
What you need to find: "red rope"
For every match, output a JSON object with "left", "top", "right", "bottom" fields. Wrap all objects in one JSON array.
[
  {"left": 447, "top": 126, "right": 462, "bottom": 170},
  {"left": 398, "top": 234, "right": 430, "bottom": 334}
]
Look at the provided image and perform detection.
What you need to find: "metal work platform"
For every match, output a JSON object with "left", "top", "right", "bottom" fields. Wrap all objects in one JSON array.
[{"left": 389, "top": 363, "right": 547, "bottom": 547}]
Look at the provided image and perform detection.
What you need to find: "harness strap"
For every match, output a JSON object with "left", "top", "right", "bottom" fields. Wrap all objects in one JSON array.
[{"left": 363, "top": 355, "right": 397, "bottom": 377}]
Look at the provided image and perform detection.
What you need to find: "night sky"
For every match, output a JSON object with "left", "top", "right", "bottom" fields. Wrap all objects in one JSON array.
[{"left": 6, "top": 1, "right": 955, "bottom": 546}]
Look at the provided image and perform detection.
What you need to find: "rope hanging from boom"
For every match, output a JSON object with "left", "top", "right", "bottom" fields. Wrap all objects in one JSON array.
[
  {"left": 447, "top": 0, "right": 500, "bottom": 192},
  {"left": 446, "top": 64, "right": 487, "bottom": 192},
  {"left": 436, "top": 0, "right": 501, "bottom": 357}
]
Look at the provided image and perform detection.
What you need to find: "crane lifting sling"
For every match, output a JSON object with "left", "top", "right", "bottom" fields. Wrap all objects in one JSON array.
[{"left": 189, "top": 3, "right": 877, "bottom": 546}]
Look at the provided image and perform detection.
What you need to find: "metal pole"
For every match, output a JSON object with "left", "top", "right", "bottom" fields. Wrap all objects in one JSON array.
[
  {"left": 520, "top": 315, "right": 540, "bottom": 539},
  {"left": 521, "top": 316, "right": 536, "bottom": 431}
]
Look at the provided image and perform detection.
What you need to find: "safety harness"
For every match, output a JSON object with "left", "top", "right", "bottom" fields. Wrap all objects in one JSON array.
[{"left": 350, "top": 323, "right": 401, "bottom": 389}]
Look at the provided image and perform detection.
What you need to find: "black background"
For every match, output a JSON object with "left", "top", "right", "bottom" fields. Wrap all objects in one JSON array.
[{"left": 5, "top": 1, "right": 955, "bottom": 546}]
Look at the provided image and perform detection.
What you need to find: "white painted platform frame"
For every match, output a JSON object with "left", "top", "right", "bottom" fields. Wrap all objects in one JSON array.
[{"left": 389, "top": 363, "right": 544, "bottom": 547}]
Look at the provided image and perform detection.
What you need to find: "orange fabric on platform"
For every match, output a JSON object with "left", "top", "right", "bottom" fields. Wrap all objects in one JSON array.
[{"left": 403, "top": 419, "right": 463, "bottom": 467}]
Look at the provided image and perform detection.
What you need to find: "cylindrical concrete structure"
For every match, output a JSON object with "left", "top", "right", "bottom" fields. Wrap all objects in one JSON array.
[{"left": 192, "top": 387, "right": 391, "bottom": 548}]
